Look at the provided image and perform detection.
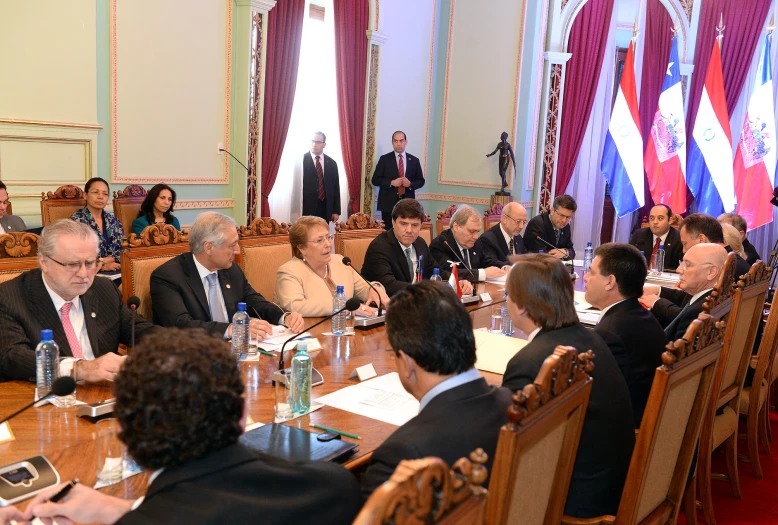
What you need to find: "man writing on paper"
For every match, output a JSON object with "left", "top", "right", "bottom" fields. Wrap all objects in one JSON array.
[
  {"left": 523, "top": 194, "right": 577, "bottom": 259},
  {"left": 479, "top": 201, "right": 528, "bottom": 267},
  {"left": 360, "top": 280, "right": 512, "bottom": 498},
  {"left": 151, "top": 212, "right": 304, "bottom": 340}
]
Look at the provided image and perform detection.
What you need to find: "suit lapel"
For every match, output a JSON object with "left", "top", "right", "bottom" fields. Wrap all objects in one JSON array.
[
  {"left": 27, "top": 272, "right": 72, "bottom": 355},
  {"left": 494, "top": 225, "right": 510, "bottom": 256},
  {"left": 219, "top": 269, "right": 237, "bottom": 320},
  {"left": 388, "top": 230, "right": 412, "bottom": 282},
  {"left": 543, "top": 213, "right": 556, "bottom": 246},
  {"left": 182, "top": 254, "right": 211, "bottom": 319},
  {"left": 80, "top": 289, "right": 101, "bottom": 357}
]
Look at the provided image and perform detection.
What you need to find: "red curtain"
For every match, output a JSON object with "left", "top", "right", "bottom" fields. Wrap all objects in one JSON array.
[
  {"left": 260, "top": 0, "right": 305, "bottom": 217},
  {"left": 333, "top": 0, "right": 369, "bottom": 215}
]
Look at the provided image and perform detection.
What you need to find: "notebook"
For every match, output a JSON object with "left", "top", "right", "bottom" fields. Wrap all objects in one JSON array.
[{"left": 239, "top": 423, "right": 358, "bottom": 464}]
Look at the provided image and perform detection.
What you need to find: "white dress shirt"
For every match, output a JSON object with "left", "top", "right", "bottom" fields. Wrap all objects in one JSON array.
[
  {"left": 131, "top": 468, "right": 164, "bottom": 511},
  {"left": 310, "top": 151, "right": 326, "bottom": 174},
  {"left": 689, "top": 288, "right": 714, "bottom": 306},
  {"left": 193, "top": 256, "right": 230, "bottom": 338},
  {"left": 597, "top": 298, "right": 627, "bottom": 324},
  {"left": 527, "top": 327, "right": 542, "bottom": 342},
  {"left": 42, "top": 275, "right": 96, "bottom": 377},
  {"left": 0, "top": 222, "right": 5, "bottom": 235},
  {"left": 399, "top": 241, "right": 418, "bottom": 267},
  {"left": 419, "top": 367, "right": 482, "bottom": 412},
  {"left": 653, "top": 231, "right": 669, "bottom": 248}
]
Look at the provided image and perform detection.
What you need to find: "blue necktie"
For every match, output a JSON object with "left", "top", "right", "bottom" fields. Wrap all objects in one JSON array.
[{"left": 206, "top": 273, "right": 227, "bottom": 322}]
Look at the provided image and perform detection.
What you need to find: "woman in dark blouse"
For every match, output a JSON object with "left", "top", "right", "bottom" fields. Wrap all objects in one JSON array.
[
  {"left": 71, "top": 177, "right": 124, "bottom": 272},
  {"left": 131, "top": 183, "right": 181, "bottom": 235}
]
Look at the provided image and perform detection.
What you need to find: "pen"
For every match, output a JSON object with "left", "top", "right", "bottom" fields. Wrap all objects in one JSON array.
[
  {"left": 309, "top": 423, "right": 361, "bottom": 440},
  {"left": 256, "top": 348, "right": 275, "bottom": 357},
  {"left": 49, "top": 478, "right": 79, "bottom": 503}
]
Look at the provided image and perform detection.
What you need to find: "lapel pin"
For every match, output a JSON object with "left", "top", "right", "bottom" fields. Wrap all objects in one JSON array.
[
  {"left": 472, "top": 251, "right": 476, "bottom": 256},
  {"left": 226, "top": 284, "right": 231, "bottom": 289},
  {"left": 91, "top": 312, "right": 96, "bottom": 318}
]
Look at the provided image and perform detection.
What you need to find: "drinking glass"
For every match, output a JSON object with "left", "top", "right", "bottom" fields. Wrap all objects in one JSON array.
[
  {"left": 489, "top": 305, "right": 503, "bottom": 333},
  {"left": 96, "top": 419, "right": 124, "bottom": 484}
]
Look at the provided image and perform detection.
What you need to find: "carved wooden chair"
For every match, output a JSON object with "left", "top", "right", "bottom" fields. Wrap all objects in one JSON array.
[
  {"left": 40, "top": 185, "right": 86, "bottom": 226},
  {"left": 484, "top": 346, "right": 594, "bottom": 525},
  {"left": 5, "top": 201, "right": 12, "bottom": 216},
  {"left": 483, "top": 203, "right": 504, "bottom": 231},
  {"left": 562, "top": 313, "right": 726, "bottom": 525},
  {"left": 419, "top": 214, "right": 433, "bottom": 246},
  {"left": 0, "top": 232, "right": 41, "bottom": 285},
  {"left": 739, "top": 283, "right": 778, "bottom": 479},
  {"left": 334, "top": 213, "right": 384, "bottom": 273},
  {"left": 112, "top": 184, "right": 148, "bottom": 236},
  {"left": 120, "top": 224, "right": 191, "bottom": 322},
  {"left": 237, "top": 218, "right": 292, "bottom": 302},
  {"left": 354, "top": 449, "right": 489, "bottom": 525},
  {"left": 436, "top": 205, "right": 458, "bottom": 236}
]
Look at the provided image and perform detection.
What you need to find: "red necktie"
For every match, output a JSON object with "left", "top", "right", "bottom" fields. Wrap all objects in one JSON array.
[
  {"left": 397, "top": 154, "right": 405, "bottom": 196},
  {"left": 652, "top": 237, "right": 661, "bottom": 255},
  {"left": 60, "top": 302, "right": 84, "bottom": 359},
  {"left": 315, "top": 156, "right": 326, "bottom": 200}
]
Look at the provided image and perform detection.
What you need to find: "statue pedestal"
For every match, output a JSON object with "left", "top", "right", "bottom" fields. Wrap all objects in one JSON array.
[{"left": 490, "top": 193, "right": 512, "bottom": 207}]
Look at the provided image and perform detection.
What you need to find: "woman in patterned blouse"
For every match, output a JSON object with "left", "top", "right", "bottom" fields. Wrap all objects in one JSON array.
[{"left": 71, "top": 177, "right": 124, "bottom": 271}]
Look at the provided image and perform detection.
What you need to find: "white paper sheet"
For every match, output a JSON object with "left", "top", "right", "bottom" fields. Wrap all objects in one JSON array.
[
  {"left": 577, "top": 311, "right": 602, "bottom": 326},
  {"left": 315, "top": 373, "right": 419, "bottom": 427},
  {"left": 0, "top": 422, "right": 13, "bottom": 443},
  {"left": 473, "top": 328, "right": 528, "bottom": 374},
  {"left": 573, "top": 291, "right": 592, "bottom": 311},
  {"left": 485, "top": 274, "right": 507, "bottom": 284}
]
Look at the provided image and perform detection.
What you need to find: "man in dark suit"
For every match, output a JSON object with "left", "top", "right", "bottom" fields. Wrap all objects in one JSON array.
[
  {"left": 302, "top": 131, "right": 340, "bottom": 222},
  {"left": 151, "top": 212, "right": 304, "bottom": 340},
  {"left": 429, "top": 204, "right": 506, "bottom": 295},
  {"left": 584, "top": 243, "right": 666, "bottom": 428},
  {"left": 524, "top": 194, "right": 577, "bottom": 259},
  {"left": 371, "top": 131, "right": 425, "bottom": 228},
  {"left": 362, "top": 199, "right": 434, "bottom": 297},
  {"left": 673, "top": 212, "right": 750, "bottom": 277},
  {"left": 628, "top": 204, "right": 683, "bottom": 270},
  {"left": 719, "top": 212, "right": 761, "bottom": 265},
  {"left": 641, "top": 243, "right": 728, "bottom": 342},
  {"left": 0, "top": 181, "right": 27, "bottom": 233},
  {"left": 502, "top": 254, "right": 634, "bottom": 518},
  {"left": 0, "top": 220, "right": 155, "bottom": 383},
  {"left": 24, "top": 329, "right": 361, "bottom": 525},
  {"left": 360, "top": 281, "right": 512, "bottom": 498},
  {"left": 480, "top": 201, "right": 528, "bottom": 266}
]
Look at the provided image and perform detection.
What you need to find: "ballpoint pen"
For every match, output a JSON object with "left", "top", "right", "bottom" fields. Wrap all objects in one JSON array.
[{"left": 49, "top": 478, "right": 79, "bottom": 503}]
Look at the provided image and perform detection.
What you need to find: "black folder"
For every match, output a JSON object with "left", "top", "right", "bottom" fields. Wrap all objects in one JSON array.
[{"left": 239, "top": 423, "right": 358, "bottom": 464}]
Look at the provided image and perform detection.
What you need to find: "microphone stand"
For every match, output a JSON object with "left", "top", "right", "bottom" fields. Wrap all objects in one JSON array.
[
  {"left": 342, "top": 258, "right": 384, "bottom": 316},
  {"left": 220, "top": 148, "right": 270, "bottom": 199},
  {"left": 442, "top": 240, "right": 478, "bottom": 281}
]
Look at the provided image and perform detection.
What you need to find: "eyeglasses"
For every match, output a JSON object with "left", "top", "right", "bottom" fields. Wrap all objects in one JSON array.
[
  {"left": 504, "top": 215, "right": 528, "bottom": 226},
  {"left": 307, "top": 234, "right": 334, "bottom": 246},
  {"left": 310, "top": 140, "right": 325, "bottom": 145},
  {"left": 679, "top": 261, "right": 712, "bottom": 269},
  {"left": 46, "top": 255, "right": 103, "bottom": 273},
  {"left": 552, "top": 208, "right": 574, "bottom": 221},
  {"left": 88, "top": 190, "right": 109, "bottom": 198}
]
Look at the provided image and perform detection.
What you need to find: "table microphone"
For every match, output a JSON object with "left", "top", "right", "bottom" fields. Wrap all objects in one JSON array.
[
  {"left": 0, "top": 377, "right": 76, "bottom": 424},
  {"left": 341, "top": 257, "right": 384, "bottom": 316},
  {"left": 277, "top": 297, "right": 361, "bottom": 370},
  {"left": 127, "top": 296, "right": 140, "bottom": 349},
  {"left": 441, "top": 240, "right": 478, "bottom": 281}
]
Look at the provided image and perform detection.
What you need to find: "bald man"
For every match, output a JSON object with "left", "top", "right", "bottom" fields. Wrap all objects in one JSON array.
[
  {"left": 480, "top": 202, "right": 528, "bottom": 267},
  {"left": 641, "top": 243, "right": 728, "bottom": 342}
]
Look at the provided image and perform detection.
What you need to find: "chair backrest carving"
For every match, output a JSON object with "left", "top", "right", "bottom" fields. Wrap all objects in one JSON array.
[
  {"left": 354, "top": 449, "right": 489, "bottom": 525},
  {"left": 5, "top": 201, "right": 12, "bottom": 216},
  {"left": 485, "top": 347, "right": 593, "bottom": 525},
  {"left": 40, "top": 185, "right": 86, "bottom": 226},
  {"left": 483, "top": 203, "right": 504, "bottom": 231},
  {"left": 420, "top": 215, "right": 433, "bottom": 246},
  {"left": 0, "top": 232, "right": 40, "bottom": 259},
  {"left": 237, "top": 218, "right": 293, "bottom": 301},
  {"left": 436, "top": 205, "right": 458, "bottom": 236},
  {"left": 334, "top": 213, "right": 384, "bottom": 273},
  {"left": 112, "top": 185, "right": 148, "bottom": 236}
]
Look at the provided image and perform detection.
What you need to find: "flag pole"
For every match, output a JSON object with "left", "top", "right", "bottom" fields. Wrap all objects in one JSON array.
[{"left": 716, "top": 13, "right": 725, "bottom": 49}]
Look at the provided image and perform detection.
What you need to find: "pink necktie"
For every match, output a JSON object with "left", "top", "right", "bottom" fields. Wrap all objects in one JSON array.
[
  {"left": 60, "top": 302, "right": 84, "bottom": 359},
  {"left": 398, "top": 155, "right": 405, "bottom": 196}
]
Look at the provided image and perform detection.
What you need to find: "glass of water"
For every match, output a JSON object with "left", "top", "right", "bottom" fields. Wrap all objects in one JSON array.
[
  {"left": 56, "top": 357, "right": 77, "bottom": 407},
  {"left": 489, "top": 305, "right": 503, "bottom": 333}
]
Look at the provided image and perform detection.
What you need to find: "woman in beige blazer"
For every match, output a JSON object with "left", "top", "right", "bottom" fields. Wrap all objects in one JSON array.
[{"left": 275, "top": 216, "right": 390, "bottom": 317}]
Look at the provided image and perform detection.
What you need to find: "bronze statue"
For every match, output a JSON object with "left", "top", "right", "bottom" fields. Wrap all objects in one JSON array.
[{"left": 486, "top": 131, "right": 516, "bottom": 195}]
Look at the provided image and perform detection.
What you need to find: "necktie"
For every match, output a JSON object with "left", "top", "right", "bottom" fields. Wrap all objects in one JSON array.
[
  {"left": 206, "top": 273, "right": 227, "bottom": 323},
  {"left": 652, "top": 237, "right": 662, "bottom": 255},
  {"left": 60, "top": 302, "right": 84, "bottom": 359},
  {"left": 555, "top": 228, "right": 561, "bottom": 245},
  {"left": 462, "top": 248, "right": 470, "bottom": 268},
  {"left": 404, "top": 248, "right": 414, "bottom": 280},
  {"left": 509, "top": 238, "right": 515, "bottom": 255},
  {"left": 664, "top": 302, "right": 691, "bottom": 339},
  {"left": 315, "top": 156, "right": 326, "bottom": 201},
  {"left": 397, "top": 154, "right": 405, "bottom": 197}
]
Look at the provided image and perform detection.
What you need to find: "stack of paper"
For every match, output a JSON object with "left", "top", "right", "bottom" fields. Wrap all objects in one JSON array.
[
  {"left": 577, "top": 311, "right": 602, "bottom": 326},
  {"left": 256, "top": 325, "right": 312, "bottom": 352},
  {"left": 473, "top": 328, "right": 527, "bottom": 374},
  {"left": 315, "top": 373, "right": 419, "bottom": 426},
  {"left": 645, "top": 272, "right": 680, "bottom": 286}
]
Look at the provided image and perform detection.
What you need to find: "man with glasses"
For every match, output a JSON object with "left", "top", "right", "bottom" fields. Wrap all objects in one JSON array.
[
  {"left": 524, "top": 194, "right": 577, "bottom": 259},
  {"left": 371, "top": 131, "right": 425, "bottom": 229},
  {"left": 302, "top": 131, "right": 341, "bottom": 223},
  {"left": 0, "top": 220, "right": 155, "bottom": 382},
  {"left": 151, "top": 212, "right": 304, "bottom": 341},
  {"left": 480, "top": 201, "right": 528, "bottom": 267}
]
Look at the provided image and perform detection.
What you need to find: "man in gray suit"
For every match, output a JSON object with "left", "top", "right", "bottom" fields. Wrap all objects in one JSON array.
[{"left": 0, "top": 182, "right": 27, "bottom": 233}]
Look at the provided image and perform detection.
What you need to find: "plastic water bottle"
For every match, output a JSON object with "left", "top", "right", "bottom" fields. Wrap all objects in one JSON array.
[
  {"left": 501, "top": 292, "right": 513, "bottom": 336},
  {"left": 36, "top": 329, "right": 59, "bottom": 400},
  {"left": 332, "top": 285, "right": 347, "bottom": 335},
  {"left": 583, "top": 242, "right": 593, "bottom": 274},
  {"left": 538, "top": 250, "right": 545, "bottom": 254},
  {"left": 291, "top": 340, "right": 312, "bottom": 414},
  {"left": 653, "top": 244, "right": 665, "bottom": 274},
  {"left": 231, "top": 302, "right": 250, "bottom": 358},
  {"left": 430, "top": 268, "right": 442, "bottom": 282}
]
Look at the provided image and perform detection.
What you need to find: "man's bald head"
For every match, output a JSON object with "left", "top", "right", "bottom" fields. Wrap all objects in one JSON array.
[
  {"left": 678, "top": 243, "right": 727, "bottom": 295},
  {"left": 501, "top": 202, "right": 528, "bottom": 237}
]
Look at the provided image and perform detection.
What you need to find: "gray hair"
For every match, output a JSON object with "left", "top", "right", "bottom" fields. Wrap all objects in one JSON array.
[
  {"left": 718, "top": 212, "right": 747, "bottom": 233},
  {"left": 450, "top": 204, "right": 479, "bottom": 228},
  {"left": 189, "top": 212, "right": 237, "bottom": 254},
  {"left": 39, "top": 220, "right": 99, "bottom": 258}
]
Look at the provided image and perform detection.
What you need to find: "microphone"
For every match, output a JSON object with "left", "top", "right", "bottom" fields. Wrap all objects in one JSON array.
[
  {"left": 277, "top": 297, "right": 361, "bottom": 370},
  {"left": 341, "top": 257, "right": 384, "bottom": 316},
  {"left": 127, "top": 296, "right": 140, "bottom": 349},
  {"left": 441, "top": 240, "right": 478, "bottom": 281},
  {"left": 0, "top": 376, "right": 76, "bottom": 424},
  {"left": 220, "top": 148, "right": 270, "bottom": 199},
  {"left": 533, "top": 234, "right": 559, "bottom": 252}
]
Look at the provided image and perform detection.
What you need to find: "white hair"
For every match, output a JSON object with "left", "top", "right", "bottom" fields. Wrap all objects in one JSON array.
[
  {"left": 189, "top": 212, "right": 237, "bottom": 254},
  {"left": 39, "top": 220, "right": 99, "bottom": 258},
  {"left": 450, "top": 204, "right": 479, "bottom": 227}
]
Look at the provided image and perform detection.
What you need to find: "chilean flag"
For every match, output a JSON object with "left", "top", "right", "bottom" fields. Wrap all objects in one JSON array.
[
  {"left": 734, "top": 34, "right": 776, "bottom": 231},
  {"left": 601, "top": 41, "right": 644, "bottom": 217},
  {"left": 687, "top": 38, "right": 736, "bottom": 216},
  {"left": 645, "top": 36, "right": 688, "bottom": 214}
]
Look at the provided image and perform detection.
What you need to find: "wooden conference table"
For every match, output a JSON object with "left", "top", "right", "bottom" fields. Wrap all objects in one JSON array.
[{"left": 0, "top": 277, "right": 589, "bottom": 508}]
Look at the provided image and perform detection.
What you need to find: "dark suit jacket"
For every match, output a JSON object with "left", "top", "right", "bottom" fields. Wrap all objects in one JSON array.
[
  {"left": 523, "top": 212, "right": 575, "bottom": 259},
  {"left": 724, "top": 245, "right": 752, "bottom": 278},
  {"left": 628, "top": 227, "right": 683, "bottom": 270},
  {"left": 119, "top": 443, "right": 361, "bottom": 525},
  {"left": 429, "top": 228, "right": 501, "bottom": 283},
  {"left": 479, "top": 223, "right": 527, "bottom": 267},
  {"left": 651, "top": 287, "right": 690, "bottom": 328},
  {"left": 302, "top": 153, "right": 341, "bottom": 220},
  {"left": 664, "top": 297, "right": 705, "bottom": 343},
  {"left": 502, "top": 324, "right": 635, "bottom": 518},
  {"left": 361, "top": 229, "right": 434, "bottom": 297},
  {"left": 0, "top": 214, "right": 27, "bottom": 233},
  {"left": 743, "top": 238, "right": 761, "bottom": 266},
  {"left": 150, "top": 253, "right": 283, "bottom": 336},
  {"left": 0, "top": 270, "right": 155, "bottom": 382},
  {"left": 371, "top": 151, "right": 425, "bottom": 215},
  {"left": 594, "top": 298, "right": 666, "bottom": 428},
  {"left": 360, "top": 377, "right": 512, "bottom": 499}
]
